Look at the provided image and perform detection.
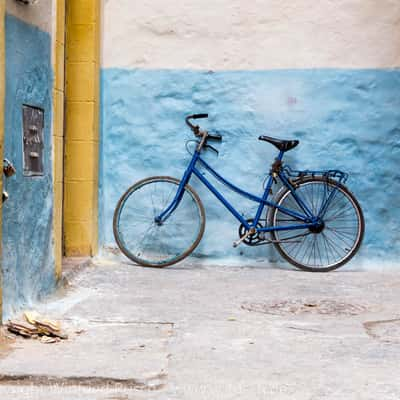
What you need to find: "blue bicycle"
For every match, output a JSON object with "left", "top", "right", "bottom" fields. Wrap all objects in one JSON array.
[{"left": 113, "top": 114, "right": 364, "bottom": 272}]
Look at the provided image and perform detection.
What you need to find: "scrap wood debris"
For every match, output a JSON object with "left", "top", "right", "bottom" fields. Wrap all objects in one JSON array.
[
  {"left": 6, "top": 311, "right": 68, "bottom": 343},
  {"left": 6, "top": 321, "right": 39, "bottom": 338}
]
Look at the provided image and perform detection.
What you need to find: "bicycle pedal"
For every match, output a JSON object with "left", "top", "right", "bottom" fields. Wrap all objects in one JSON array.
[{"left": 233, "top": 228, "right": 256, "bottom": 247}]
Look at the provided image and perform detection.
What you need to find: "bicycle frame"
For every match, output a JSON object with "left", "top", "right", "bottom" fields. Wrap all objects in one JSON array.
[{"left": 157, "top": 148, "right": 320, "bottom": 233}]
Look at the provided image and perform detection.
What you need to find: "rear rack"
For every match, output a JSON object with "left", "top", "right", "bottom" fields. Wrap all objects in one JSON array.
[
  {"left": 283, "top": 166, "right": 349, "bottom": 219},
  {"left": 283, "top": 165, "right": 348, "bottom": 185}
]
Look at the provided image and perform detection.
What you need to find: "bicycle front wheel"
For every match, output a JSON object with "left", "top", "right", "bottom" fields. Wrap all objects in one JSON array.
[
  {"left": 268, "top": 177, "right": 364, "bottom": 272},
  {"left": 113, "top": 176, "right": 205, "bottom": 267}
]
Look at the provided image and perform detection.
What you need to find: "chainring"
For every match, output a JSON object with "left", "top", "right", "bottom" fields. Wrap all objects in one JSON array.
[{"left": 238, "top": 219, "right": 265, "bottom": 246}]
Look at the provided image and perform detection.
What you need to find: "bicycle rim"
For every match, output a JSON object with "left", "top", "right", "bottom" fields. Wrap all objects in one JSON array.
[
  {"left": 113, "top": 177, "right": 205, "bottom": 267},
  {"left": 270, "top": 178, "right": 364, "bottom": 271}
]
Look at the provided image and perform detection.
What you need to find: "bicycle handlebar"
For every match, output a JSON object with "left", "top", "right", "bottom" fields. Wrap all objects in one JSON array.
[
  {"left": 185, "top": 114, "right": 208, "bottom": 129},
  {"left": 185, "top": 114, "right": 222, "bottom": 142},
  {"left": 192, "top": 113, "right": 208, "bottom": 119},
  {"left": 207, "top": 133, "right": 223, "bottom": 142}
]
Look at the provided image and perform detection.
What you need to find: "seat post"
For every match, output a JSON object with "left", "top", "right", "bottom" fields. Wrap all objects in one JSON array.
[{"left": 277, "top": 150, "right": 285, "bottom": 161}]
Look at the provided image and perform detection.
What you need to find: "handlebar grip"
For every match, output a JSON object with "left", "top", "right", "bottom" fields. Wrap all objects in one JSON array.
[
  {"left": 208, "top": 133, "right": 222, "bottom": 142},
  {"left": 192, "top": 113, "right": 208, "bottom": 119}
]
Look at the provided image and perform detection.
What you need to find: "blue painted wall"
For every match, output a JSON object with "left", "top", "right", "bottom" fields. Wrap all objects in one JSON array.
[
  {"left": 2, "top": 15, "right": 54, "bottom": 319},
  {"left": 100, "top": 68, "right": 400, "bottom": 266}
]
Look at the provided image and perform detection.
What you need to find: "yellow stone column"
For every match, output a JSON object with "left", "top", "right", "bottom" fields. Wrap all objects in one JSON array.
[
  {"left": 0, "top": 0, "right": 5, "bottom": 320},
  {"left": 64, "top": 0, "right": 100, "bottom": 256},
  {"left": 53, "top": 0, "right": 66, "bottom": 279}
]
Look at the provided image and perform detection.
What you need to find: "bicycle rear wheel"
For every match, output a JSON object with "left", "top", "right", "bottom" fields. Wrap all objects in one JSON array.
[
  {"left": 268, "top": 177, "right": 364, "bottom": 272},
  {"left": 113, "top": 176, "right": 205, "bottom": 267}
]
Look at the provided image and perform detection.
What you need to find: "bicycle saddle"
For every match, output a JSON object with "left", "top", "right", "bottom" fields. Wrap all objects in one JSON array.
[{"left": 258, "top": 135, "right": 299, "bottom": 152}]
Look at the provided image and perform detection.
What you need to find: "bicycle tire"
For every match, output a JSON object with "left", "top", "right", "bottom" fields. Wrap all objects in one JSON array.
[
  {"left": 268, "top": 176, "right": 364, "bottom": 272},
  {"left": 113, "top": 176, "right": 206, "bottom": 267}
]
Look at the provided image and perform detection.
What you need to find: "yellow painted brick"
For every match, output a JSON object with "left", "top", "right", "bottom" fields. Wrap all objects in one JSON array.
[
  {"left": 64, "top": 140, "right": 96, "bottom": 181},
  {"left": 56, "top": 0, "right": 66, "bottom": 44},
  {"left": 64, "top": 180, "right": 95, "bottom": 222},
  {"left": 91, "top": 220, "right": 98, "bottom": 256},
  {"left": 54, "top": 184, "right": 63, "bottom": 260},
  {"left": 53, "top": 89, "right": 64, "bottom": 137},
  {"left": 91, "top": 184, "right": 99, "bottom": 256},
  {"left": 53, "top": 205, "right": 63, "bottom": 237},
  {"left": 53, "top": 214, "right": 63, "bottom": 280},
  {"left": 54, "top": 136, "right": 64, "bottom": 183},
  {"left": 93, "top": 101, "right": 99, "bottom": 138},
  {"left": 54, "top": 40, "right": 65, "bottom": 92},
  {"left": 94, "top": 62, "right": 100, "bottom": 105},
  {"left": 67, "top": 0, "right": 98, "bottom": 25},
  {"left": 54, "top": 182, "right": 63, "bottom": 227},
  {"left": 53, "top": 179, "right": 63, "bottom": 280},
  {"left": 92, "top": 137, "right": 99, "bottom": 177},
  {"left": 54, "top": 238, "right": 62, "bottom": 280},
  {"left": 66, "top": 62, "right": 97, "bottom": 102},
  {"left": 54, "top": 221, "right": 62, "bottom": 251},
  {"left": 65, "top": 101, "right": 96, "bottom": 141},
  {"left": 94, "top": 25, "right": 100, "bottom": 63},
  {"left": 64, "top": 0, "right": 100, "bottom": 258},
  {"left": 91, "top": 178, "right": 98, "bottom": 221},
  {"left": 67, "top": 23, "right": 96, "bottom": 62},
  {"left": 54, "top": 214, "right": 62, "bottom": 237},
  {"left": 64, "top": 220, "right": 93, "bottom": 256}
]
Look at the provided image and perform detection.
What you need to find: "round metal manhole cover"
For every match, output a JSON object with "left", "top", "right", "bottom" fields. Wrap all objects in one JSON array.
[{"left": 241, "top": 299, "right": 368, "bottom": 316}]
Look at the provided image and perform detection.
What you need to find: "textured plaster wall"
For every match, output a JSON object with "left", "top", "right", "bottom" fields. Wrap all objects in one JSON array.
[
  {"left": 2, "top": 14, "right": 54, "bottom": 319},
  {"left": 99, "top": 1, "right": 400, "bottom": 267},
  {"left": 102, "top": 0, "right": 400, "bottom": 70}
]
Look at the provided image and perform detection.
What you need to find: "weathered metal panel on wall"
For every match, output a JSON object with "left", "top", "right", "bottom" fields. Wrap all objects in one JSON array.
[{"left": 22, "top": 105, "right": 44, "bottom": 176}]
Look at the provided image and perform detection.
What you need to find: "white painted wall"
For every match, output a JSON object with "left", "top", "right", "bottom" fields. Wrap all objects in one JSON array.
[
  {"left": 102, "top": 0, "right": 400, "bottom": 70},
  {"left": 6, "top": 0, "right": 53, "bottom": 33}
]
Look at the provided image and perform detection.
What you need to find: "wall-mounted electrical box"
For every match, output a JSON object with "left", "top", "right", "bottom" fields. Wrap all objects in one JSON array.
[{"left": 22, "top": 105, "right": 44, "bottom": 176}]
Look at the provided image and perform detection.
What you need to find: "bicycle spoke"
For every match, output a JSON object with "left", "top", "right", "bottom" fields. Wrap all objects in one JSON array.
[
  {"left": 321, "top": 232, "right": 331, "bottom": 265},
  {"left": 272, "top": 179, "right": 362, "bottom": 270},
  {"left": 316, "top": 236, "right": 324, "bottom": 266},
  {"left": 114, "top": 178, "right": 204, "bottom": 266},
  {"left": 324, "top": 226, "right": 354, "bottom": 248}
]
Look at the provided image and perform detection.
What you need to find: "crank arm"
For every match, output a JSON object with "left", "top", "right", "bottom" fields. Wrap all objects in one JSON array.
[{"left": 233, "top": 228, "right": 256, "bottom": 248}]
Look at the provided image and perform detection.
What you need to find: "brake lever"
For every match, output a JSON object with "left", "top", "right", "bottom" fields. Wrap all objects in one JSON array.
[{"left": 204, "top": 144, "right": 219, "bottom": 155}]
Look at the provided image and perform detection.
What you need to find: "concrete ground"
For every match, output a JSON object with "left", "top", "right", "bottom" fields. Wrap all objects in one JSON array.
[{"left": 0, "top": 258, "right": 400, "bottom": 399}]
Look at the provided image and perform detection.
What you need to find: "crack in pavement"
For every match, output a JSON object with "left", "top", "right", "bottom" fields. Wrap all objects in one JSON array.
[
  {"left": 0, "top": 321, "right": 174, "bottom": 392},
  {"left": 0, "top": 373, "right": 168, "bottom": 390},
  {"left": 60, "top": 319, "right": 174, "bottom": 326}
]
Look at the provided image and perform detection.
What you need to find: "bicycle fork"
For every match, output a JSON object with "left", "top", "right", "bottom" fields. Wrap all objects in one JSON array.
[{"left": 155, "top": 152, "right": 198, "bottom": 224}]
